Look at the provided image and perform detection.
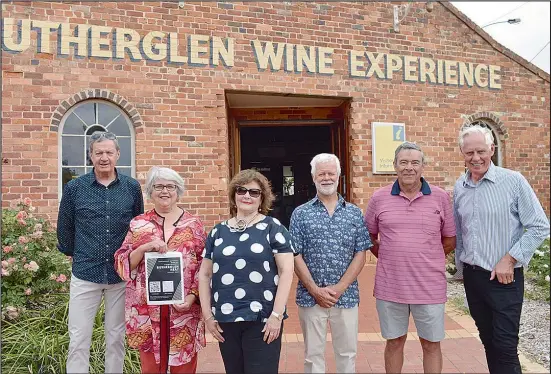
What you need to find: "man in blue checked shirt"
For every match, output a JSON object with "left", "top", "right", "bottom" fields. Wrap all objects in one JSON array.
[
  {"left": 453, "top": 125, "right": 549, "bottom": 374},
  {"left": 290, "top": 153, "right": 372, "bottom": 374},
  {"left": 57, "top": 131, "right": 143, "bottom": 373}
]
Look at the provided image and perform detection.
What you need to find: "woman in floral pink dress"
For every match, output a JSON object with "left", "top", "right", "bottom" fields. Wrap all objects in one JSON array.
[{"left": 114, "top": 167, "right": 206, "bottom": 373}]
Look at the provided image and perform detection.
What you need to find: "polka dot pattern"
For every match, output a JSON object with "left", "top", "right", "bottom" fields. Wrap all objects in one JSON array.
[
  {"left": 204, "top": 216, "right": 294, "bottom": 323},
  {"left": 235, "top": 258, "right": 246, "bottom": 269},
  {"left": 58, "top": 171, "right": 144, "bottom": 284}
]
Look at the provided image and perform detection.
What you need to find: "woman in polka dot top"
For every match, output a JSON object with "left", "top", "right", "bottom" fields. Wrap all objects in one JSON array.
[{"left": 198, "top": 169, "right": 295, "bottom": 374}]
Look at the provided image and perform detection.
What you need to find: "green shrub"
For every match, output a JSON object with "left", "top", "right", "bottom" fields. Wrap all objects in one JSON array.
[
  {"left": 526, "top": 238, "right": 550, "bottom": 301},
  {"left": 1, "top": 294, "right": 141, "bottom": 374},
  {"left": 1, "top": 199, "right": 71, "bottom": 319}
]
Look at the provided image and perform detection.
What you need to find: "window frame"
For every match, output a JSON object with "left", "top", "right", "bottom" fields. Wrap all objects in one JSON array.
[{"left": 58, "top": 99, "right": 136, "bottom": 198}]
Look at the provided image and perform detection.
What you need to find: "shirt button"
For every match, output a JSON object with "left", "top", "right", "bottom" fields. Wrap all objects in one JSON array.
[
  {"left": 106, "top": 200, "right": 109, "bottom": 204},
  {"left": 106, "top": 216, "right": 110, "bottom": 219},
  {"left": 106, "top": 244, "right": 109, "bottom": 248},
  {"left": 106, "top": 229, "right": 109, "bottom": 233}
]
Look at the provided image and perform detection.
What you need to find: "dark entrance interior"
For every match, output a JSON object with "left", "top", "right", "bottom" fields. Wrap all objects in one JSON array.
[{"left": 240, "top": 125, "right": 332, "bottom": 227}]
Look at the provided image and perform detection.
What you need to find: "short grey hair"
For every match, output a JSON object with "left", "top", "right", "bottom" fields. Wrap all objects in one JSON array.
[
  {"left": 458, "top": 125, "right": 494, "bottom": 149},
  {"left": 88, "top": 131, "right": 120, "bottom": 155},
  {"left": 393, "top": 142, "right": 425, "bottom": 165},
  {"left": 310, "top": 153, "right": 341, "bottom": 176},
  {"left": 144, "top": 167, "right": 185, "bottom": 198}
]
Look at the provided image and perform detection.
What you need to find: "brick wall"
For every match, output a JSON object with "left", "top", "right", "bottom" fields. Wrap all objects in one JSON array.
[{"left": 2, "top": 1, "right": 549, "bottom": 230}]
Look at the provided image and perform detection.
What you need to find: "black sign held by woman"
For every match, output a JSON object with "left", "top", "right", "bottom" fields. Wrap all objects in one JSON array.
[{"left": 145, "top": 252, "right": 184, "bottom": 305}]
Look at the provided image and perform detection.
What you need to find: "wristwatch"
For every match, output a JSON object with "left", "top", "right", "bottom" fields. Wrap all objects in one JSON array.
[{"left": 271, "top": 310, "right": 283, "bottom": 321}]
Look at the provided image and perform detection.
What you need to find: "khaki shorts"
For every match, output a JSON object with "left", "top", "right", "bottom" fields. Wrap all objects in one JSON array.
[{"left": 376, "top": 299, "right": 445, "bottom": 342}]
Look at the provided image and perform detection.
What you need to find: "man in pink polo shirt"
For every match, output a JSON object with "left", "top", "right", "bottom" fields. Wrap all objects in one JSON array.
[{"left": 365, "top": 142, "right": 456, "bottom": 374}]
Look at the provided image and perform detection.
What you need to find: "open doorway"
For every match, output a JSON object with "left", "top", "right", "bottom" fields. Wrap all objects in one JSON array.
[
  {"left": 240, "top": 125, "right": 332, "bottom": 227},
  {"left": 226, "top": 91, "right": 350, "bottom": 228}
]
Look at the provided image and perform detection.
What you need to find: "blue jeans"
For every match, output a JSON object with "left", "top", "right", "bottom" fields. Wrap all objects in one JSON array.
[{"left": 463, "top": 264, "right": 524, "bottom": 374}]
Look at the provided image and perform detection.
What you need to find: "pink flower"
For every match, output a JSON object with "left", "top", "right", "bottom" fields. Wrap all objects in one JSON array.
[
  {"left": 1, "top": 260, "right": 8, "bottom": 268},
  {"left": 24, "top": 288, "right": 32, "bottom": 295},
  {"left": 56, "top": 274, "right": 67, "bottom": 283},
  {"left": 3, "top": 246, "right": 13, "bottom": 254},
  {"left": 1, "top": 268, "right": 10, "bottom": 277},
  {"left": 23, "top": 197, "right": 32, "bottom": 206},
  {"left": 16, "top": 211, "right": 28, "bottom": 220},
  {"left": 17, "top": 218, "right": 27, "bottom": 226},
  {"left": 18, "top": 236, "right": 29, "bottom": 244},
  {"left": 5, "top": 306, "right": 19, "bottom": 319},
  {"left": 31, "top": 230, "right": 43, "bottom": 239},
  {"left": 27, "top": 261, "right": 39, "bottom": 272},
  {"left": 7, "top": 257, "right": 16, "bottom": 264}
]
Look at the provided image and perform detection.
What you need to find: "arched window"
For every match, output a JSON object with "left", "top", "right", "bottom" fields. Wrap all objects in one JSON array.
[
  {"left": 59, "top": 100, "right": 135, "bottom": 191},
  {"left": 465, "top": 119, "right": 501, "bottom": 166}
]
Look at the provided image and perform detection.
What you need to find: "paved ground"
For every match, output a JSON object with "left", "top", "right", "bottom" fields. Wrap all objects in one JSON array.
[{"left": 197, "top": 262, "right": 546, "bottom": 373}]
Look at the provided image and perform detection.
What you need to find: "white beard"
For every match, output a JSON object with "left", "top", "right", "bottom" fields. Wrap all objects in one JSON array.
[{"left": 315, "top": 180, "right": 339, "bottom": 196}]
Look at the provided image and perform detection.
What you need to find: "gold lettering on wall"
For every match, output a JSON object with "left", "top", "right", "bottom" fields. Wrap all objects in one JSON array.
[
  {"left": 189, "top": 34, "right": 210, "bottom": 65},
  {"left": 2, "top": 18, "right": 31, "bottom": 52},
  {"left": 90, "top": 25, "right": 113, "bottom": 58},
  {"left": 59, "top": 23, "right": 90, "bottom": 56},
  {"left": 142, "top": 31, "right": 167, "bottom": 61},
  {"left": 403, "top": 55, "right": 418, "bottom": 82},
  {"left": 419, "top": 57, "right": 436, "bottom": 83},
  {"left": 474, "top": 64, "right": 488, "bottom": 87},
  {"left": 32, "top": 20, "right": 60, "bottom": 54},
  {"left": 115, "top": 28, "right": 141, "bottom": 60},
  {"left": 386, "top": 54, "right": 403, "bottom": 80},
  {"left": 489, "top": 65, "right": 502, "bottom": 89},
  {"left": 0, "top": 17, "right": 504, "bottom": 90}
]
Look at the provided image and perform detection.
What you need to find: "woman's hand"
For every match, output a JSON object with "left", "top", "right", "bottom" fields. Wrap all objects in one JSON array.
[
  {"left": 262, "top": 314, "right": 282, "bottom": 344},
  {"left": 173, "top": 294, "right": 196, "bottom": 313},
  {"left": 139, "top": 239, "right": 168, "bottom": 254},
  {"left": 205, "top": 316, "right": 224, "bottom": 342}
]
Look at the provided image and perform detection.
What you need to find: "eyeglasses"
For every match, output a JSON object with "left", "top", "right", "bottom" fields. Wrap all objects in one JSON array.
[
  {"left": 153, "top": 184, "right": 177, "bottom": 192},
  {"left": 236, "top": 186, "right": 262, "bottom": 198},
  {"left": 90, "top": 131, "right": 117, "bottom": 140}
]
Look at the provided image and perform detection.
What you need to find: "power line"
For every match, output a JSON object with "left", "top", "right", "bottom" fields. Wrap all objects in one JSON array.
[
  {"left": 529, "top": 41, "right": 550, "bottom": 63},
  {"left": 483, "top": 2, "right": 528, "bottom": 27}
]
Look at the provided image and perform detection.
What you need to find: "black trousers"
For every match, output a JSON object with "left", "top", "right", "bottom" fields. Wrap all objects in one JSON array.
[
  {"left": 463, "top": 264, "right": 524, "bottom": 374},
  {"left": 218, "top": 321, "right": 282, "bottom": 374}
]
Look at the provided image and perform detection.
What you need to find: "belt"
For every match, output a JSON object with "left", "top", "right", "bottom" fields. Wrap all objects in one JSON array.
[
  {"left": 463, "top": 263, "right": 523, "bottom": 273},
  {"left": 463, "top": 263, "right": 490, "bottom": 272}
]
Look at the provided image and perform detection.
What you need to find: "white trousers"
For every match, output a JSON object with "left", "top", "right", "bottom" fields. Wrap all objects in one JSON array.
[
  {"left": 298, "top": 305, "right": 359, "bottom": 373},
  {"left": 66, "top": 274, "right": 126, "bottom": 374}
]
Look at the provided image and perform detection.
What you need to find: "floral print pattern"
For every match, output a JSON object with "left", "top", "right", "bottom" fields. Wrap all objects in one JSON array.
[{"left": 114, "top": 209, "right": 206, "bottom": 366}]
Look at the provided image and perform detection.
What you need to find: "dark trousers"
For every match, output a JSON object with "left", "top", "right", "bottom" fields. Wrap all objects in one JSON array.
[
  {"left": 463, "top": 264, "right": 524, "bottom": 374},
  {"left": 218, "top": 321, "right": 282, "bottom": 374}
]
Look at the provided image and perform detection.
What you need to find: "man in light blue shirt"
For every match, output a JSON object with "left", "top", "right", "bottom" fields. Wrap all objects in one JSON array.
[{"left": 453, "top": 125, "right": 549, "bottom": 374}]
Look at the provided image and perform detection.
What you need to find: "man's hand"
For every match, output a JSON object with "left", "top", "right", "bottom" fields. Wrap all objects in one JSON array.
[
  {"left": 490, "top": 253, "right": 517, "bottom": 284},
  {"left": 326, "top": 284, "right": 346, "bottom": 300},
  {"left": 312, "top": 286, "right": 338, "bottom": 308}
]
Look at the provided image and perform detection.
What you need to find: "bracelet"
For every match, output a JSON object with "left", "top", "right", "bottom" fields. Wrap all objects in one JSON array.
[{"left": 205, "top": 314, "right": 215, "bottom": 322}]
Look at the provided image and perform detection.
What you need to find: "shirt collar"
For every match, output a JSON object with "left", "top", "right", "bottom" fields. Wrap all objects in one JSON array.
[
  {"left": 88, "top": 168, "right": 121, "bottom": 186},
  {"left": 464, "top": 162, "right": 497, "bottom": 186},
  {"left": 310, "top": 194, "right": 346, "bottom": 207},
  {"left": 391, "top": 177, "right": 431, "bottom": 195}
]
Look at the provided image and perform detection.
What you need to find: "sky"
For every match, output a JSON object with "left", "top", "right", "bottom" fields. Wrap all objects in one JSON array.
[{"left": 451, "top": 2, "right": 550, "bottom": 73}]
